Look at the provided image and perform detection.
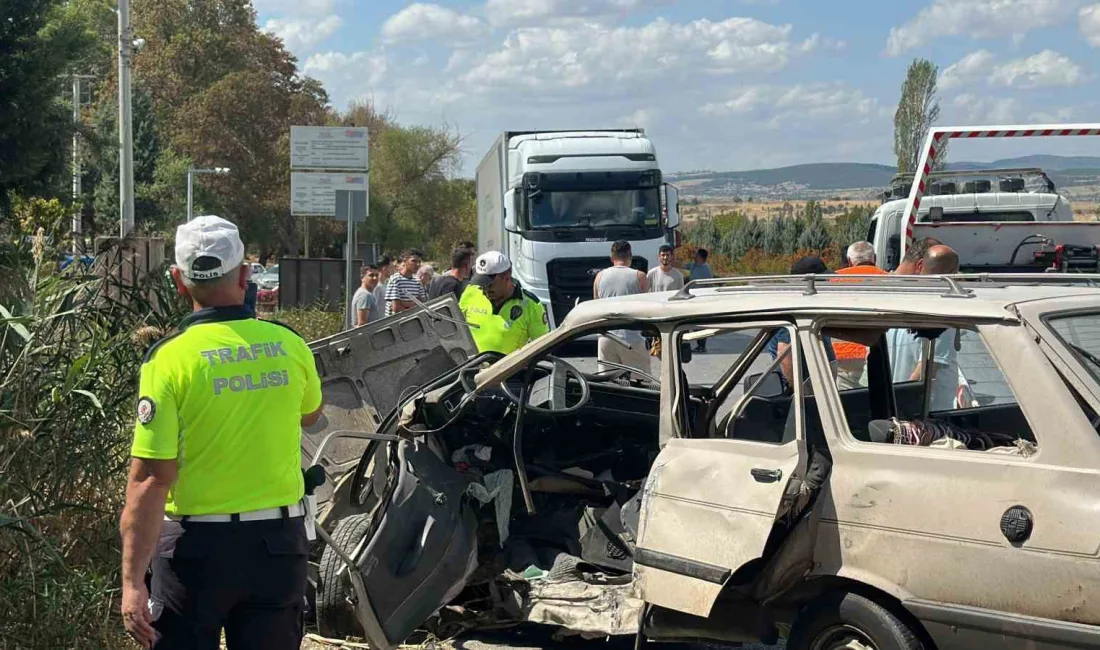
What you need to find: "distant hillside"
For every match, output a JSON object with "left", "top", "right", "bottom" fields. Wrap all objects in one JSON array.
[
  {"left": 671, "top": 155, "right": 1100, "bottom": 199},
  {"left": 672, "top": 163, "right": 896, "bottom": 191}
]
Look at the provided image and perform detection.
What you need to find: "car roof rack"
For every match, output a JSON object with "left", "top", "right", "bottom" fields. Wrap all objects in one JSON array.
[{"left": 668, "top": 273, "right": 1100, "bottom": 301}]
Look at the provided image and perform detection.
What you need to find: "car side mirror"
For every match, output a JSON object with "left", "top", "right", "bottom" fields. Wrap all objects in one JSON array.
[
  {"left": 680, "top": 341, "right": 693, "bottom": 363},
  {"left": 504, "top": 189, "right": 518, "bottom": 232},
  {"left": 664, "top": 183, "right": 680, "bottom": 228}
]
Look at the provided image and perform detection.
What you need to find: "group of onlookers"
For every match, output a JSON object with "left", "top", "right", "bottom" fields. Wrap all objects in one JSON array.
[
  {"left": 350, "top": 242, "right": 479, "bottom": 327},
  {"left": 350, "top": 234, "right": 963, "bottom": 402},
  {"left": 768, "top": 238, "right": 961, "bottom": 401}
]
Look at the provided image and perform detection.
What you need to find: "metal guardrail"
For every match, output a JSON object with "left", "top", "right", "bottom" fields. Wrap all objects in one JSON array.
[{"left": 669, "top": 273, "right": 1100, "bottom": 301}]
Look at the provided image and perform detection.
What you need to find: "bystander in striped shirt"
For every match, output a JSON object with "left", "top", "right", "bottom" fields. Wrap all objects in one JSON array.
[{"left": 384, "top": 273, "right": 426, "bottom": 317}]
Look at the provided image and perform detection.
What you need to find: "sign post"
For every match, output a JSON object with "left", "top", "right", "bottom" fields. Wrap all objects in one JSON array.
[
  {"left": 289, "top": 126, "right": 369, "bottom": 332},
  {"left": 334, "top": 189, "right": 368, "bottom": 330}
]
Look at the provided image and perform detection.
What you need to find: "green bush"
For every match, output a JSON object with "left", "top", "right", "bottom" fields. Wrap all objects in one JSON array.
[
  {"left": 1, "top": 234, "right": 188, "bottom": 649},
  {"left": 269, "top": 306, "right": 346, "bottom": 343}
]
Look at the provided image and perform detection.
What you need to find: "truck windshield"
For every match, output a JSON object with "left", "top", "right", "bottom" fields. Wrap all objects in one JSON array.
[{"left": 527, "top": 188, "right": 661, "bottom": 229}]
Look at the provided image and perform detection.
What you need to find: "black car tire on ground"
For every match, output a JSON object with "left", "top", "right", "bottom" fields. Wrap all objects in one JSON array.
[
  {"left": 787, "top": 591, "right": 924, "bottom": 650},
  {"left": 316, "top": 513, "right": 373, "bottom": 639}
]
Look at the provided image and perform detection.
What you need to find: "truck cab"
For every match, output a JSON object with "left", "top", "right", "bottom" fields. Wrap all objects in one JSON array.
[
  {"left": 477, "top": 130, "right": 680, "bottom": 328},
  {"left": 868, "top": 168, "right": 1098, "bottom": 272}
]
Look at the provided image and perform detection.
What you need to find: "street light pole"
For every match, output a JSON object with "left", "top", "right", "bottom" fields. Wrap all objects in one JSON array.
[
  {"left": 186, "top": 167, "right": 231, "bottom": 221},
  {"left": 118, "top": 0, "right": 134, "bottom": 238}
]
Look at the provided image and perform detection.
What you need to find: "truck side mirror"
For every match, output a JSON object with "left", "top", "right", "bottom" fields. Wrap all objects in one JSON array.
[
  {"left": 664, "top": 183, "right": 680, "bottom": 229},
  {"left": 504, "top": 189, "right": 518, "bottom": 232}
]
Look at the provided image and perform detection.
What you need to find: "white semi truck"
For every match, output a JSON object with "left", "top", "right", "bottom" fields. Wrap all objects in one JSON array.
[{"left": 476, "top": 129, "right": 681, "bottom": 328}]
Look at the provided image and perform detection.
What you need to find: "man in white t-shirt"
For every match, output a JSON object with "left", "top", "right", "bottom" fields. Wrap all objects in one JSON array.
[{"left": 646, "top": 244, "right": 685, "bottom": 293}]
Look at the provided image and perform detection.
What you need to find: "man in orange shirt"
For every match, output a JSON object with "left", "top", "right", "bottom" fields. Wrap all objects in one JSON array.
[{"left": 832, "top": 241, "right": 887, "bottom": 389}]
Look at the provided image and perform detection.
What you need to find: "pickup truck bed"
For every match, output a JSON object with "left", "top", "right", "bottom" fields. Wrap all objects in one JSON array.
[{"left": 913, "top": 221, "right": 1100, "bottom": 271}]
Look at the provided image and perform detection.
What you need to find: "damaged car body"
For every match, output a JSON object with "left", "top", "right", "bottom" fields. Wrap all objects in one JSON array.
[{"left": 306, "top": 277, "right": 1100, "bottom": 650}]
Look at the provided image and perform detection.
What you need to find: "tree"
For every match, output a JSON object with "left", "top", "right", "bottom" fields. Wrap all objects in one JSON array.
[
  {"left": 0, "top": 0, "right": 105, "bottom": 214},
  {"left": 831, "top": 204, "right": 874, "bottom": 252},
  {"left": 763, "top": 216, "right": 786, "bottom": 256},
  {"left": 893, "top": 58, "right": 947, "bottom": 175},
  {"left": 779, "top": 213, "right": 803, "bottom": 254},
  {"left": 797, "top": 201, "right": 832, "bottom": 251},
  {"left": 687, "top": 217, "right": 720, "bottom": 252}
]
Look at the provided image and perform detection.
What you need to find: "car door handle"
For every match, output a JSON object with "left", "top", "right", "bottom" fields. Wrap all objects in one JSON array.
[{"left": 751, "top": 468, "right": 783, "bottom": 483}]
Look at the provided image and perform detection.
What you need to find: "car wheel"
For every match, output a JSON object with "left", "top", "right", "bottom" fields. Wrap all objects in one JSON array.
[
  {"left": 788, "top": 591, "right": 924, "bottom": 650},
  {"left": 316, "top": 513, "right": 373, "bottom": 639}
]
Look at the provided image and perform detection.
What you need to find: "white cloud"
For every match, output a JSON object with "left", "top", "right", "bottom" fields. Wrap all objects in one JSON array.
[
  {"left": 461, "top": 17, "right": 812, "bottom": 91},
  {"left": 1081, "top": 4, "right": 1100, "bottom": 46},
  {"left": 254, "top": 0, "right": 335, "bottom": 13},
  {"left": 263, "top": 15, "right": 343, "bottom": 52},
  {"left": 939, "top": 49, "right": 1088, "bottom": 90},
  {"left": 1029, "top": 106, "right": 1075, "bottom": 121},
  {"left": 939, "top": 50, "right": 995, "bottom": 90},
  {"left": 483, "top": 0, "right": 673, "bottom": 26},
  {"left": 621, "top": 108, "right": 655, "bottom": 129},
  {"left": 886, "top": 0, "right": 1079, "bottom": 57},
  {"left": 989, "top": 49, "right": 1088, "bottom": 88},
  {"left": 380, "top": 3, "right": 485, "bottom": 43},
  {"left": 304, "top": 51, "right": 388, "bottom": 88},
  {"left": 700, "top": 83, "right": 882, "bottom": 127},
  {"left": 950, "top": 93, "right": 1020, "bottom": 123}
]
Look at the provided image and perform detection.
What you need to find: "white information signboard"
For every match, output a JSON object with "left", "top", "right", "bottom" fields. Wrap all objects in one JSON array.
[
  {"left": 290, "top": 126, "right": 369, "bottom": 170},
  {"left": 290, "top": 172, "right": 368, "bottom": 216}
]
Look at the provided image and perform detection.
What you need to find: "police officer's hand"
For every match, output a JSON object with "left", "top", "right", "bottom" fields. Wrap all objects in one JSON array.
[{"left": 122, "top": 582, "right": 157, "bottom": 648}]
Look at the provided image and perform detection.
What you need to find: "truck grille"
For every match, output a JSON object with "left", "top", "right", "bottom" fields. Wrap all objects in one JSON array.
[{"left": 546, "top": 256, "right": 648, "bottom": 326}]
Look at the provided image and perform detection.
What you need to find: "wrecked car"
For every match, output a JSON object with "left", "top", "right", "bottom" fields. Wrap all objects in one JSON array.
[{"left": 303, "top": 276, "right": 1100, "bottom": 650}]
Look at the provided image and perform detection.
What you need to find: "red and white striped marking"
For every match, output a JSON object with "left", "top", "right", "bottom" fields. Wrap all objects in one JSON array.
[{"left": 901, "top": 123, "right": 1100, "bottom": 249}]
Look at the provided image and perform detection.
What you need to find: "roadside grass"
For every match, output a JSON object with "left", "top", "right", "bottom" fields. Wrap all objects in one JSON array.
[
  {"left": 267, "top": 304, "right": 346, "bottom": 343},
  {"left": 1, "top": 234, "right": 188, "bottom": 649}
]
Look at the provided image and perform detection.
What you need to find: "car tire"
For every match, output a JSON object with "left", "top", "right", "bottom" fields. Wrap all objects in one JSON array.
[
  {"left": 787, "top": 591, "right": 924, "bottom": 650},
  {"left": 316, "top": 513, "right": 373, "bottom": 639}
]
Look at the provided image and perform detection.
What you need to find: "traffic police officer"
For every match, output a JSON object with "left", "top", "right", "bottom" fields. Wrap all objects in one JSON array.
[
  {"left": 459, "top": 251, "right": 549, "bottom": 354},
  {"left": 120, "top": 215, "right": 323, "bottom": 650}
]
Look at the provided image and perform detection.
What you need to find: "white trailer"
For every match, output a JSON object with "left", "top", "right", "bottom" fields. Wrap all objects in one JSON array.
[{"left": 476, "top": 130, "right": 681, "bottom": 328}]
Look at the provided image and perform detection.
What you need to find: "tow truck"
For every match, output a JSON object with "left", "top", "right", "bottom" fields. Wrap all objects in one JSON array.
[{"left": 868, "top": 123, "right": 1100, "bottom": 273}]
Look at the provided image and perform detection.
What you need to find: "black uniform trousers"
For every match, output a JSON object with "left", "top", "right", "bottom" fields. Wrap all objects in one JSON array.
[{"left": 150, "top": 516, "right": 307, "bottom": 650}]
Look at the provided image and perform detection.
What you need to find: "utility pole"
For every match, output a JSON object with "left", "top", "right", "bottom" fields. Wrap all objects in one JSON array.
[
  {"left": 118, "top": 0, "right": 134, "bottom": 238},
  {"left": 70, "top": 74, "right": 95, "bottom": 255}
]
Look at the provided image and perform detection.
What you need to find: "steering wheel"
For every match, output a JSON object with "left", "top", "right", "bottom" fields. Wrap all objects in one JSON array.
[
  {"left": 501, "top": 355, "right": 591, "bottom": 415},
  {"left": 458, "top": 351, "right": 506, "bottom": 394}
]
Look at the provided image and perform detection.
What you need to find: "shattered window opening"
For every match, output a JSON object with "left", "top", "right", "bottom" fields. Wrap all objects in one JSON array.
[{"left": 818, "top": 321, "right": 1037, "bottom": 456}]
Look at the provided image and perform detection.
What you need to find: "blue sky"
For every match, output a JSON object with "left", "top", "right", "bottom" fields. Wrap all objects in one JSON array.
[{"left": 254, "top": 0, "right": 1100, "bottom": 176}]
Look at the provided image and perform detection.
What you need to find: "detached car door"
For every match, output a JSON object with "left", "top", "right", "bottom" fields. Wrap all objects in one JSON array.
[
  {"left": 302, "top": 295, "right": 478, "bottom": 509},
  {"left": 634, "top": 322, "right": 811, "bottom": 618}
]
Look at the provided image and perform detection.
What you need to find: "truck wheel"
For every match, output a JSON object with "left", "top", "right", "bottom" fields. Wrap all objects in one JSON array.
[
  {"left": 787, "top": 591, "right": 924, "bottom": 650},
  {"left": 316, "top": 513, "right": 373, "bottom": 639}
]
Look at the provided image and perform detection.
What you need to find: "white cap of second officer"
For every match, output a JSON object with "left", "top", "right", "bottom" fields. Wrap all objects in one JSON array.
[
  {"left": 470, "top": 251, "right": 511, "bottom": 287},
  {"left": 175, "top": 215, "right": 246, "bottom": 281}
]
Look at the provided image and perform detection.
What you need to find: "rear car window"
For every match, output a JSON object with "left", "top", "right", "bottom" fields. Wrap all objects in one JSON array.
[{"left": 1047, "top": 312, "right": 1100, "bottom": 384}]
